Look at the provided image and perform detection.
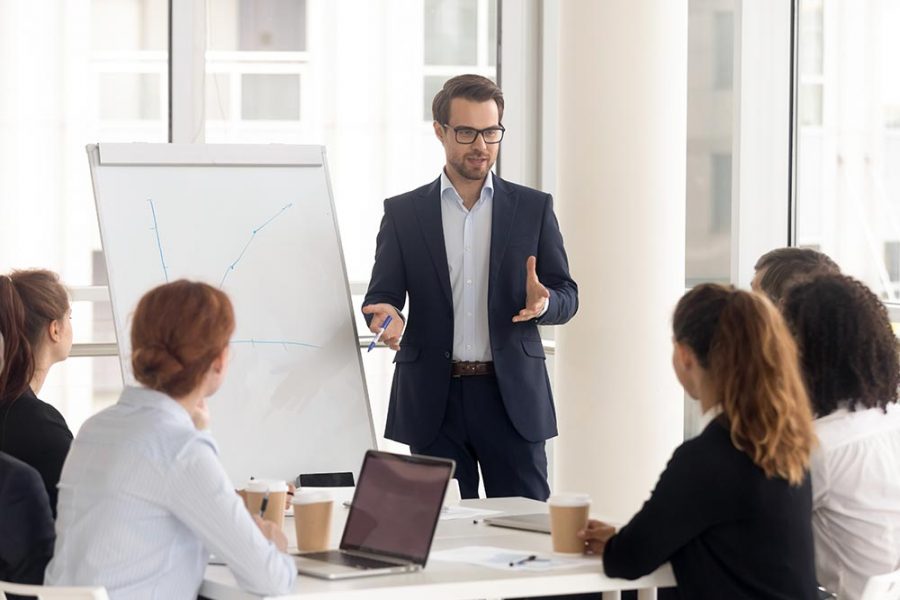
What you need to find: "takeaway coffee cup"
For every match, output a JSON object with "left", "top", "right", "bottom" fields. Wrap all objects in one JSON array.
[
  {"left": 292, "top": 491, "right": 333, "bottom": 552},
  {"left": 443, "top": 478, "right": 462, "bottom": 507},
  {"left": 243, "top": 479, "right": 288, "bottom": 529},
  {"left": 548, "top": 493, "right": 591, "bottom": 554}
]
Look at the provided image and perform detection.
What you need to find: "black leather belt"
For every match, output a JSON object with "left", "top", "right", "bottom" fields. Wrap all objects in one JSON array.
[{"left": 451, "top": 361, "right": 494, "bottom": 377}]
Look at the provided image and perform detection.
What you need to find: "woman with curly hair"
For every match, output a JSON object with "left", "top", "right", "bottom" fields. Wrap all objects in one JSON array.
[
  {"left": 578, "top": 284, "right": 818, "bottom": 600},
  {"left": 782, "top": 274, "right": 900, "bottom": 600}
]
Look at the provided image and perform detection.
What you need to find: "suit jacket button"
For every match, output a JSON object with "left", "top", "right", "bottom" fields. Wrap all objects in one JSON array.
[{"left": 444, "top": 351, "right": 450, "bottom": 359}]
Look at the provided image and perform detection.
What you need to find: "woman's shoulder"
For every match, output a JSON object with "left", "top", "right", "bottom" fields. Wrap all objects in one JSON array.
[
  {"left": 680, "top": 419, "right": 737, "bottom": 454},
  {"left": 0, "top": 451, "right": 45, "bottom": 490},
  {"left": 78, "top": 389, "right": 217, "bottom": 464},
  {"left": 671, "top": 419, "right": 755, "bottom": 476},
  {"left": 3, "top": 390, "right": 72, "bottom": 435}
]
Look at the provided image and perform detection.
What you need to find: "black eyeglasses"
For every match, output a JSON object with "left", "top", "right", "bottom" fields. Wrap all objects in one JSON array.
[{"left": 442, "top": 124, "right": 505, "bottom": 144}]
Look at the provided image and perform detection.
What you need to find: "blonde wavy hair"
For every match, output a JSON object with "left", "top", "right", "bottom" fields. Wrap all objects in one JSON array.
[{"left": 673, "top": 284, "right": 816, "bottom": 485}]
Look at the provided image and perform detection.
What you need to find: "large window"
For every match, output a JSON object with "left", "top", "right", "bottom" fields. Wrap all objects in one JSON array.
[
  {"left": 795, "top": 0, "right": 900, "bottom": 299},
  {"left": 205, "top": 0, "right": 497, "bottom": 286},
  {"left": 423, "top": 0, "right": 498, "bottom": 121},
  {"left": 0, "top": 0, "right": 168, "bottom": 432},
  {"left": 0, "top": 1, "right": 497, "bottom": 441},
  {"left": 202, "top": 0, "right": 498, "bottom": 451}
]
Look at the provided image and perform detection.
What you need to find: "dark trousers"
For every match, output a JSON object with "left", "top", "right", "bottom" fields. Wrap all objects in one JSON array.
[{"left": 410, "top": 374, "right": 550, "bottom": 501}]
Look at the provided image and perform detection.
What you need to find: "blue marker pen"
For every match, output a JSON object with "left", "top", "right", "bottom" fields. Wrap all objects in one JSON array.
[{"left": 367, "top": 315, "right": 393, "bottom": 352}]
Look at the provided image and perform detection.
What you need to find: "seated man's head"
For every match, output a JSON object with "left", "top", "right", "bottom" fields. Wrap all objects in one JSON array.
[
  {"left": 752, "top": 247, "right": 840, "bottom": 304},
  {"left": 782, "top": 274, "right": 899, "bottom": 417}
]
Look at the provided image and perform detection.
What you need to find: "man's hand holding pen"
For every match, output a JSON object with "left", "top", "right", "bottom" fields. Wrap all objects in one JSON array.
[{"left": 362, "top": 304, "right": 404, "bottom": 350}]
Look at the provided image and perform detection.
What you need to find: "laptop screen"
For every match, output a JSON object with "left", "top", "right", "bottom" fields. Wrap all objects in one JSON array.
[{"left": 340, "top": 451, "right": 453, "bottom": 565}]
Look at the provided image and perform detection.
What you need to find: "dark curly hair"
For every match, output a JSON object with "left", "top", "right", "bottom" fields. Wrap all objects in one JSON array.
[
  {"left": 782, "top": 274, "right": 900, "bottom": 416},
  {"left": 754, "top": 247, "right": 840, "bottom": 304}
]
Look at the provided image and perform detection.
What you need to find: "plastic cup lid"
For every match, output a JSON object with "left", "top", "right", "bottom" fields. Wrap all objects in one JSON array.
[
  {"left": 244, "top": 479, "right": 288, "bottom": 493},
  {"left": 291, "top": 490, "right": 332, "bottom": 505},
  {"left": 245, "top": 480, "right": 267, "bottom": 493},
  {"left": 548, "top": 493, "right": 591, "bottom": 507}
]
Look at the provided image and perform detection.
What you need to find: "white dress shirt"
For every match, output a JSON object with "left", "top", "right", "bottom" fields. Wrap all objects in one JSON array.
[
  {"left": 441, "top": 170, "right": 494, "bottom": 362},
  {"left": 811, "top": 403, "right": 900, "bottom": 599},
  {"left": 45, "top": 386, "right": 296, "bottom": 600}
]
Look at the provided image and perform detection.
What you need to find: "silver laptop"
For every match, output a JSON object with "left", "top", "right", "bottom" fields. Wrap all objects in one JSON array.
[
  {"left": 484, "top": 513, "right": 551, "bottom": 534},
  {"left": 294, "top": 450, "right": 454, "bottom": 580}
]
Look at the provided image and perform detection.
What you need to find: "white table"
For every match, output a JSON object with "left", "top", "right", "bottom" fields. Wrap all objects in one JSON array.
[{"left": 200, "top": 493, "right": 675, "bottom": 600}]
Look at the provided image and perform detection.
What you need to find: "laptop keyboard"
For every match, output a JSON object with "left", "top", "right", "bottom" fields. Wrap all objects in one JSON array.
[{"left": 303, "top": 550, "right": 404, "bottom": 570}]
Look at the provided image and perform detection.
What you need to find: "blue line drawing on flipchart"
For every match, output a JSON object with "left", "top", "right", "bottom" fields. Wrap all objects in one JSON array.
[
  {"left": 230, "top": 339, "right": 320, "bottom": 349},
  {"left": 220, "top": 203, "right": 294, "bottom": 288},
  {"left": 147, "top": 199, "right": 169, "bottom": 282},
  {"left": 143, "top": 200, "right": 315, "bottom": 351}
]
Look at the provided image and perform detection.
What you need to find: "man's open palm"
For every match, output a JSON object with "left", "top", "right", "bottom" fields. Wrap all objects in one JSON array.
[{"left": 512, "top": 256, "right": 549, "bottom": 323}]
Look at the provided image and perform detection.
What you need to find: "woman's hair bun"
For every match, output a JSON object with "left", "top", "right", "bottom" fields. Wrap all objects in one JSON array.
[{"left": 130, "top": 281, "right": 234, "bottom": 398}]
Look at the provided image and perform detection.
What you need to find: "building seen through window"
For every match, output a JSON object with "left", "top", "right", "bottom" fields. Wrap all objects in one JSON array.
[
  {"left": 795, "top": 0, "right": 900, "bottom": 300},
  {"left": 686, "top": 0, "right": 736, "bottom": 286}
]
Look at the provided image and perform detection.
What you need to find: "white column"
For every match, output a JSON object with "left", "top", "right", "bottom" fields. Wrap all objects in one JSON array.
[
  {"left": 553, "top": 0, "right": 688, "bottom": 522},
  {"left": 498, "top": 0, "right": 541, "bottom": 189}
]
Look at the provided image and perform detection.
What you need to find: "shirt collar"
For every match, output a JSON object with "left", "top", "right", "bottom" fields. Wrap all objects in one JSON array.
[
  {"left": 440, "top": 169, "right": 494, "bottom": 208},
  {"left": 118, "top": 385, "right": 195, "bottom": 427}
]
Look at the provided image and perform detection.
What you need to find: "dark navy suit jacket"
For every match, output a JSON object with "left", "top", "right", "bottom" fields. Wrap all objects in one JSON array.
[
  {"left": 363, "top": 175, "right": 578, "bottom": 448},
  {"left": 0, "top": 451, "right": 55, "bottom": 585}
]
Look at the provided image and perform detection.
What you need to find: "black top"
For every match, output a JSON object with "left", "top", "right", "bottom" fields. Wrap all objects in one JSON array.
[
  {"left": 0, "top": 387, "right": 73, "bottom": 515},
  {"left": 0, "top": 451, "right": 55, "bottom": 584},
  {"left": 603, "top": 418, "right": 817, "bottom": 600}
]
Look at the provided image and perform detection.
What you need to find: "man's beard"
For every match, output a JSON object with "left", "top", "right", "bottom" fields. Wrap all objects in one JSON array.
[{"left": 450, "top": 152, "right": 493, "bottom": 181}]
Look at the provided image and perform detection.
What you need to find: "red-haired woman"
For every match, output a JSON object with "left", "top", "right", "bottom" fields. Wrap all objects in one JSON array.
[
  {"left": 46, "top": 280, "right": 295, "bottom": 599},
  {"left": 579, "top": 285, "right": 818, "bottom": 600},
  {"left": 0, "top": 269, "right": 74, "bottom": 515}
]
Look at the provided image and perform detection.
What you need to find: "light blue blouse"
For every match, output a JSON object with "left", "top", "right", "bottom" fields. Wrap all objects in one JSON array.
[{"left": 45, "top": 386, "right": 296, "bottom": 599}]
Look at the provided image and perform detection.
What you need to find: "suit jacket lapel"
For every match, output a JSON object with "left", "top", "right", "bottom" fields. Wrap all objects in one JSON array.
[
  {"left": 490, "top": 176, "right": 518, "bottom": 301},
  {"left": 414, "top": 177, "right": 453, "bottom": 306}
]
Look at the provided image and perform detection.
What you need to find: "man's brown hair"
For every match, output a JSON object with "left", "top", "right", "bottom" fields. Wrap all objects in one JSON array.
[
  {"left": 754, "top": 247, "right": 840, "bottom": 304},
  {"left": 432, "top": 74, "right": 504, "bottom": 125}
]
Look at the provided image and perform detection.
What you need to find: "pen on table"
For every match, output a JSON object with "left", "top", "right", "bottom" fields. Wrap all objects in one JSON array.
[
  {"left": 367, "top": 315, "right": 393, "bottom": 352},
  {"left": 509, "top": 555, "right": 538, "bottom": 567}
]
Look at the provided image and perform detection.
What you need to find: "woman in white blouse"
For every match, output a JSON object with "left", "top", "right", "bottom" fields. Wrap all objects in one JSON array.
[
  {"left": 46, "top": 280, "right": 296, "bottom": 599},
  {"left": 782, "top": 274, "right": 900, "bottom": 600}
]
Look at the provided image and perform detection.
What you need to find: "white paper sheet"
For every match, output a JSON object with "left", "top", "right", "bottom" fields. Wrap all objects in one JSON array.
[
  {"left": 430, "top": 545, "right": 601, "bottom": 572},
  {"left": 439, "top": 506, "right": 503, "bottom": 521}
]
